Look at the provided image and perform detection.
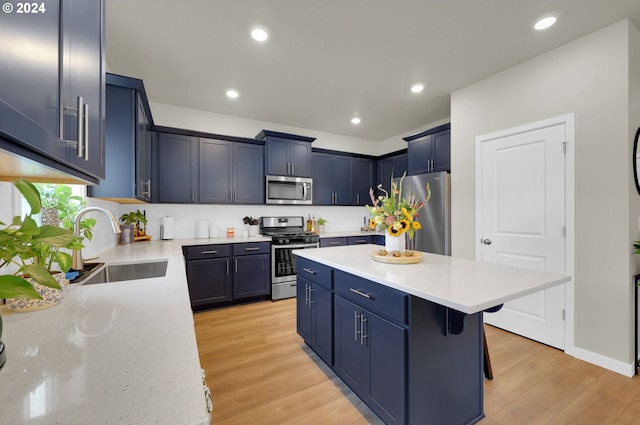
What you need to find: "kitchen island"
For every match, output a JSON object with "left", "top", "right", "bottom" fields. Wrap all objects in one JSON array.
[{"left": 295, "top": 244, "right": 570, "bottom": 425}]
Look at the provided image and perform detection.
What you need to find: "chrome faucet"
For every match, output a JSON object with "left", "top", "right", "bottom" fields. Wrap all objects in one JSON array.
[{"left": 71, "top": 207, "right": 121, "bottom": 270}]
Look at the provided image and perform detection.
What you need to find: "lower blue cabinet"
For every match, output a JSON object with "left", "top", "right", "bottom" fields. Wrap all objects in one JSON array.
[
  {"left": 334, "top": 295, "right": 406, "bottom": 425},
  {"left": 296, "top": 274, "right": 333, "bottom": 365}
]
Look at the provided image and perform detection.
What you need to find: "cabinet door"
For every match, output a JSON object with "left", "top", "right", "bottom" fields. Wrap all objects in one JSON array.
[
  {"left": 334, "top": 296, "right": 366, "bottom": 393},
  {"left": 333, "top": 155, "right": 354, "bottom": 205},
  {"left": 157, "top": 133, "right": 198, "bottom": 203},
  {"left": 135, "top": 94, "right": 152, "bottom": 201},
  {"left": 89, "top": 85, "right": 134, "bottom": 199},
  {"left": 296, "top": 276, "right": 314, "bottom": 343},
  {"left": 185, "top": 258, "right": 232, "bottom": 307},
  {"left": 233, "top": 253, "right": 270, "bottom": 299},
  {"left": 265, "top": 137, "right": 290, "bottom": 175},
  {"left": 311, "top": 152, "right": 334, "bottom": 205},
  {"left": 63, "top": 0, "right": 105, "bottom": 178},
  {"left": 0, "top": 0, "right": 65, "bottom": 160},
  {"left": 365, "top": 310, "right": 407, "bottom": 425},
  {"left": 433, "top": 129, "right": 451, "bottom": 173},
  {"left": 354, "top": 157, "right": 374, "bottom": 206},
  {"left": 233, "top": 143, "right": 264, "bottom": 204},
  {"left": 408, "top": 135, "right": 433, "bottom": 175},
  {"left": 311, "top": 282, "right": 333, "bottom": 365},
  {"left": 199, "top": 138, "right": 232, "bottom": 203},
  {"left": 376, "top": 153, "right": 407, "bottom": 195},
  {"left": 288, "top": 140, "right": 311, "bottom": 177}
]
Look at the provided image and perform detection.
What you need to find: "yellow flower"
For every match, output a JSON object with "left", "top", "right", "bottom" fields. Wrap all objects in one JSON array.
[
  {"left": 387, "top": 225, "right": 402, "bottom": 236},
  {"left": 368, "top": 219, "right": 376, "bottom": 229},
  {"left": 411, "top": 221, "right": 421, "bottom": 230},
  {"left": 399, "top": 219, "right": 410, "bottom": 231}
]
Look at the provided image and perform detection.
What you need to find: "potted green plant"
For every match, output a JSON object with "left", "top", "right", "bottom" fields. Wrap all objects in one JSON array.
[
  {"left": 316, "top": 217, "right": 327, "bottom": 233},
  {"left": 120, "top": 209, "right": 148, "bottom": 243},
  {"left": 0, "top": 179, "right": 81, "bottom": 310},
  {"left": 243, "top": 216, "right": 260, "bottom": 236},
  {"left": 35, "top": 183, "right": 96, "bottom": 242}
]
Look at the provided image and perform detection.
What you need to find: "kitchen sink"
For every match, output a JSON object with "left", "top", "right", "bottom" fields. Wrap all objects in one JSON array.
[{"left": 74, "top": 260, "right": 168, "bottom": 285}]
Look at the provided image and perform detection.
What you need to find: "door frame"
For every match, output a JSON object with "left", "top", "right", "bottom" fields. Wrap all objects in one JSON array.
[{"left": 474, "top": 113, "right": 575, "bottom": 354}]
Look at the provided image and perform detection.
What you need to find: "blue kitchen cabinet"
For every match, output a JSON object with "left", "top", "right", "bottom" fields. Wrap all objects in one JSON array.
[
  {"left": 157, "top": 133, "right": 198, "bottom": 203},
  {"left": 88, "top": 74, "right": 153, "bottom": 201},
  {"left": 257, "top": 130, "right": 315, "bottom": 177},
  {"left": 334, "top": 295, "right": 407, "bottom": 425},
  {"left": 354, "top": 157, "right": 374, "bottom": 206},
  {"left": 311, "top": 152, "right": 354, "bottom": 205},
  {"left": 376, "top": 152, "right": 407, "bottom": 191},
  {"left": 183, "top": 245, "right": 233, "bottom": 309},
  {"left": 297, "top": 258, "right": 333, "bottom": 365},
  {"left": 0, "top": 0, "right": 105, "bottom": 182},
  {"left": 232, "top": 242, "right": 271, "bottom": 299},
  {"left": 199, "top": 138, "right": 264, "bottom": 204},
  {"left": 404, "top": 124, "right": 451, "bottom": 175}
]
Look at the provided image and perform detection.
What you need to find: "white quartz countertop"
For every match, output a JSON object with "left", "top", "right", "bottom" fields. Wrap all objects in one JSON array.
[
  {"left": 0, "top": 240, "right": 211, "bottom": 425},
  {"left": 295, "top": 244, "right": 570, "bottom": 314}
]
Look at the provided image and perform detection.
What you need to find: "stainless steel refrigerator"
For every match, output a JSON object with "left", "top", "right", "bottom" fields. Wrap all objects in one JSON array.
[{"left": 394, "top": 171, "right": 451, "bottom": 255}]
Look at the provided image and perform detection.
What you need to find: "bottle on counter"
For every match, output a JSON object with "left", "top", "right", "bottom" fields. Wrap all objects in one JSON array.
[
  {"left": 312, "top": 214, "right": 317, "bottom": 233},
  {"left": 306, "top": 214, "right": 313, "bottom": 232}
]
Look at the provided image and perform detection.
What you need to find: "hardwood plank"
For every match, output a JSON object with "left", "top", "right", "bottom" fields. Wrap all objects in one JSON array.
[{"left": 194, "top": 300, "right": 640, "bottom": 425}]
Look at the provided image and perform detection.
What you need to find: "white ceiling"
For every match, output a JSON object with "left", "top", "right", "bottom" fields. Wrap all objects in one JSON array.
[{"left": 105, "top": 0, "right": 640, "bottom": 141}]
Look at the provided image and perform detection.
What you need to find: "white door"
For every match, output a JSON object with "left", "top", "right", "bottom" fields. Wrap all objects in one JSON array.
[{"left": 478, "top": 123, "right": 566, "bottom": 349}]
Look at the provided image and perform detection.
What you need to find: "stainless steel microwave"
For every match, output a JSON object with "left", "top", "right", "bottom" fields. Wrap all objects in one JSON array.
[{"left": 265, "top": 175, "right": 313, "bottom": 205}]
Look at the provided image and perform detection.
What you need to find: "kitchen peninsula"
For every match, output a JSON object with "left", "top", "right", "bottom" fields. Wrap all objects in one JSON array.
[{"left": 295, "top": 244, "right": 570, "bottom": 425}]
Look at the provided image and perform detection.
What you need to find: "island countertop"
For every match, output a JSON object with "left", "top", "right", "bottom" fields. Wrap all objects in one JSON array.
[
  {"left": 295, "top": 244, "right": 570, "bottom": 314},
  {"left": 0, "top": 240, "right": 211, "bottom": 425}
]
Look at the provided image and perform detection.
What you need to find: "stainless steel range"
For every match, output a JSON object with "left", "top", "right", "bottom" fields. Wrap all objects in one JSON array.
[{"left": 261, "top": 216, "right": 320, "bottom": 300}]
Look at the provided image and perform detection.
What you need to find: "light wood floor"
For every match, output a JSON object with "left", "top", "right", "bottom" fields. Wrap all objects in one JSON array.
[{"left": 194, "top": 299, "right": 640, "bottom": 425}]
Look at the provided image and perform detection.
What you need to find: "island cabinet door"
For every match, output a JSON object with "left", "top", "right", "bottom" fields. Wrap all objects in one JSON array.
[
  {"left": 365, "top": 310, "right": 407, "bottom": 425},
  {"left": 334, "top": 296, "right": 367, "bottom": 394},
  {"left": 296, "top": 276, "right": 333, "bottom": 365}
]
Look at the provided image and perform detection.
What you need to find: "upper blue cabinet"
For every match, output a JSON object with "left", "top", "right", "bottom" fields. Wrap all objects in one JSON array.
[
  {"left": 404, "top": 123, "right": 450, "bottom": 175},
  {"left": 257, "top": 130, "right": 315, "bottom": 177},
  {"left": 0, "top": 0, "right": 105, "bottom": 182}
]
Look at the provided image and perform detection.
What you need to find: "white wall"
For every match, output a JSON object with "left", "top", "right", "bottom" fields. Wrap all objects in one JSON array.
[{"left": 451, "top": 19, "right": 639, "bottom": 370}]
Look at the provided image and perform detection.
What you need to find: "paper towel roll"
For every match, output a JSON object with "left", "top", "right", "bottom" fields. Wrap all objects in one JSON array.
[
  {"left": 196, "top": 220, "right": 209, "bottom": 239},
  {"left": 161, "top": 216, "right": 174, "bottom": 240}
]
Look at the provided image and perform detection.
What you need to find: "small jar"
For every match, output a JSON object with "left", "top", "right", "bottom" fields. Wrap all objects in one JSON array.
[{"left": 227, "top": 227, "right": 235, "bottom": 238}]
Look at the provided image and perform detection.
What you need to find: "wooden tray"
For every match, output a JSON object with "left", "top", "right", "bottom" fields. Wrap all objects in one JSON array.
[
  {"left": 134, "top": 235, "right": 152, "bottom": 242},
  {"left": 369, "top": 250, "right": 423, "bottom": 264}
]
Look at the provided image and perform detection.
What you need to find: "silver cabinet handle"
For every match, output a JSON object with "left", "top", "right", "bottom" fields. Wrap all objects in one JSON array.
[
  {"left": 361, "top": 315, "right": 368, "bottom": 345},
  {"left": 305, "top": 284, "right": 309, "bottom": 307},
  {"left": 354, "top": 311, "right": 361, "bottom": 341},
  {"left": 76, "top": 96, "right": 84, "bottom": 157},
  {"left": 244, "top": 247, "right": 260, "bottom": 251},
  {"left": 354, "top": 239, "right": 366, "bottom": 244},
  {"left": 308, "top": 286, "right": 314, "bottom": 305},
  {"left": 82, "top": 102, "right": 89, "bottom": 160},
  {"left": 349, "top": 288, "right": 372, "bottom": 299},
  {"left": 142, "top": 179, "right": 151, "bottom": 197},
  {"left": 291, "top": 162, "right": 294, "bottom": 175},
  {"left": 201, "top": 250, "right": 218, "bottom": 254},
  {"left": 357, "top": 193, "right": 360, "bottom": 204},
  {"left": 234, "top": 258, "right": 238, "bottom": 273},
  {"left": 302, "top": 267, "right": 317, "bottom": 275},
  {"left": 226, "top": 259, "right": 229, "bottom": 275},
  {"left": 329, "top": 241, "right": 341, "bottom": 246}
]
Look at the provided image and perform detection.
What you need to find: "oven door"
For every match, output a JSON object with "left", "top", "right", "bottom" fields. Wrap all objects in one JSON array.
[{"left": 271, "top": 243, "right": 319, "bottom": 284}]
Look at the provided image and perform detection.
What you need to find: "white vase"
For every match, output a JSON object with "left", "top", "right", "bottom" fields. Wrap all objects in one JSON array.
[
  {"left": 385, "top": 234, "right": 405, "bottom": 253},
  {"left": 248, "top": 225, "right": 259, "bottom": 237}
]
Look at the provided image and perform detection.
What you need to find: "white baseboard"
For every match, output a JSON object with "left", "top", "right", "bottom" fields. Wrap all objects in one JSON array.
[{"left": 566, "top": 346, "right": 635, "bottom": 377}]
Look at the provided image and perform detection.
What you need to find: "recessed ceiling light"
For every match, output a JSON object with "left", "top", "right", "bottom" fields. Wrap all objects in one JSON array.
[
  {"left": 534, "top": 16, "right": 557, "bottom": 31},
  {"left": 411, "top": 83, "right": 425, "bottom": 93},
  {"left": 351, "top": 117, "right": 361, "bottom": 125},
  {"left": 250, "top": 26, "right": 269, "bottom": 42},
  {"left": 226, "top": 89, "right": 239, "bottom": 99}
]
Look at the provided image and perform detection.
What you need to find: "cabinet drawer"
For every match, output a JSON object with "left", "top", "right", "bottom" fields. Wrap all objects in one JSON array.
[
  {"left": 183, "top": 244, "right": 231, "bottom": 260},
  {"left": 297, "top": 258, "right": 332, "bottom": 290},
  {"left": 347, "top": 236, "right": 371, "bottom": 245},
  {"left": 320, "top": 237, "right": 347, "bottom": 247},
  {"left": 232, "top": 242, "right": 271, "bottom": 256},
  {"left": 334, "top": 270, "right": 408, "bottom": 324}
]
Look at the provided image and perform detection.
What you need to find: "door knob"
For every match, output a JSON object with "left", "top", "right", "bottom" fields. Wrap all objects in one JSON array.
[{"left": 482, "top": 238, "right": 492, "bottom": 245}]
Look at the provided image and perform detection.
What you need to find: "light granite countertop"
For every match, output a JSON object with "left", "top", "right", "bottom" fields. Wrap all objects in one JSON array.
[
  {"left": 0, "top": 240, "right": 212, "bottom": 425},
  {"left": 295, "top": 244, "right": 571, "bottom": 314}
]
